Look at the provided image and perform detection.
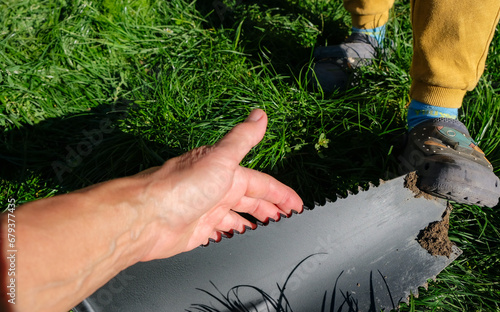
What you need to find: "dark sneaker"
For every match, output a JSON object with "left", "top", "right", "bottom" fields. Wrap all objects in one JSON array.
[
  {"left": 310, "top": 33, "right": 379, "bottom": 93},
  {"left": 399, "top": 118, "right": 500, "bottom": 207}
]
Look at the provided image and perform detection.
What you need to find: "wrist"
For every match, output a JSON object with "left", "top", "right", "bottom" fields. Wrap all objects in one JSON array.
[{"left": 88, "top": 176, "right": 159, "bottom": 267}]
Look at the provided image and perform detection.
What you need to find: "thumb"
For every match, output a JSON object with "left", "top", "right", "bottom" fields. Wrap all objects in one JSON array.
[{"left": 213, "top": 109, "right": 268, "bottom": 165}]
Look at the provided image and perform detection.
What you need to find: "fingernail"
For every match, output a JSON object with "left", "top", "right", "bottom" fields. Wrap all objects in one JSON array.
[{"left": 245, "top": 109, "right": 264, "bottom": 122}]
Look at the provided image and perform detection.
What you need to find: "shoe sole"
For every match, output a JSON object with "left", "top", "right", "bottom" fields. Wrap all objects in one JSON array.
[{"left": 416, "top": 155, "right": 500, "bottom": 207}]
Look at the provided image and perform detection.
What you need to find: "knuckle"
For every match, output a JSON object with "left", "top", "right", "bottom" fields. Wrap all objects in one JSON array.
[{"left": 177, "top": 145, "right": 214, "bottom": 169}]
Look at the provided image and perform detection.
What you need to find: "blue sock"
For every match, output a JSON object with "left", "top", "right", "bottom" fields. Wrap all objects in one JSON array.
[
  {"left": 407, "top": 99, "right": 458, "bottom": 131},
  {"left": 352, "top": 24, "right": 386, "bottom": 46}
]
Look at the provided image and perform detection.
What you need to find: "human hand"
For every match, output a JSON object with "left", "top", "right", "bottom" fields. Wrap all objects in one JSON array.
[{"left": 137, "top": 109, "right": 303, "bottom": 261}]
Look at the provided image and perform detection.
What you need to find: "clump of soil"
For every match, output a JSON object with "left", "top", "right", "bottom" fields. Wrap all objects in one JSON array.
[
  {"left": 404, "top": 171, "right": 434, "bottom": 200},
  {"left": 417, "top": 205, "right": 453, "bottom": 257}
]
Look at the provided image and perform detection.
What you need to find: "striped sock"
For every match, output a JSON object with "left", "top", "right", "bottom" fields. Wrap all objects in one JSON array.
[
  {"left": 407, "top": 99, "right": 458, "bottom": 131},
  {"left": 352, "top": 24, "right": 386, "bottom": 46}
]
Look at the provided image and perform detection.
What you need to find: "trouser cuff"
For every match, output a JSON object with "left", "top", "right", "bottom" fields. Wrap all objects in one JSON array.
[
  {"left": 351, "top": 11, "right": 389, "bottom": 29},
  {"left": 410, "top": 82, "right": 466, "bottom": 108}
]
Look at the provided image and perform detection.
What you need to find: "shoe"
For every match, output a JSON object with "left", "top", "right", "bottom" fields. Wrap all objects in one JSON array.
[
  {"left": 310, "top": 33, "right": 379, "bottom": 93},
  {"left": 399, "top": 118, "right": 500, "bottom": 207}
]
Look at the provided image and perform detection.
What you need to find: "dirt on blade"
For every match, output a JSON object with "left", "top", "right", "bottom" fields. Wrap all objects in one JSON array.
[
  {"left": 417, "top": 205, "right": 453, "bottom": 257},
  {"left": 404, "top": 171, "right": 435, "bottom": 200}
]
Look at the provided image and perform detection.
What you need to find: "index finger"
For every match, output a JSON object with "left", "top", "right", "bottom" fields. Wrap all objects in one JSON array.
[{"left": 239, "top": 167, "right": 304, "bottom": 215}]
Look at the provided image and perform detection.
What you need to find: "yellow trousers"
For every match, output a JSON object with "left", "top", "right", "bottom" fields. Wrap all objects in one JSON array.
[{"left": 344, "top": 0, "right": 500, "bottom": 108}]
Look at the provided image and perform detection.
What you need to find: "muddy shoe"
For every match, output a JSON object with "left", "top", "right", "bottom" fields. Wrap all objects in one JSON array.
[
  {"left": 309, "top": 33, "right": 379, "bottom": 93},
  {"left": 400, "top": 118, "right": 500, "bottom": 207}
]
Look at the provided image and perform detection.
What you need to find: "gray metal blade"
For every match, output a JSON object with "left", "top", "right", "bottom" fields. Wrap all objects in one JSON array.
[{"left": 74, "top": 174, "right": 461, "bottom": 312}]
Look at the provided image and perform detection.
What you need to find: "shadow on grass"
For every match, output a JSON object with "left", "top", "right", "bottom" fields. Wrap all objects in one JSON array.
[
  {"left": 273, "top": 130, "right": 405, "bottom": 208},
  {"left": 0, "top": 102, "right": 172, "bottom": 193},
  {"left": 0, "top": 98, "right": 406, "bottom": 206}
]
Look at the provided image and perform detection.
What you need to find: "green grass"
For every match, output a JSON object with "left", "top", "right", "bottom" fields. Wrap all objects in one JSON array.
[{"left": 1, "top": 0, "right": 499, "bottom": 310}]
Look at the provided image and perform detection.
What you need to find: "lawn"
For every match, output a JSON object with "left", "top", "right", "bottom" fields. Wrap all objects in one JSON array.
[{"left": 1, "top": 0, "right": 500, "bottom": 310}]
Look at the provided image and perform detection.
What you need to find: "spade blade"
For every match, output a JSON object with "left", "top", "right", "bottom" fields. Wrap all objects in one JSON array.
[{"left": 74, "top": 174, "right": 461, "bottom": 312}]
